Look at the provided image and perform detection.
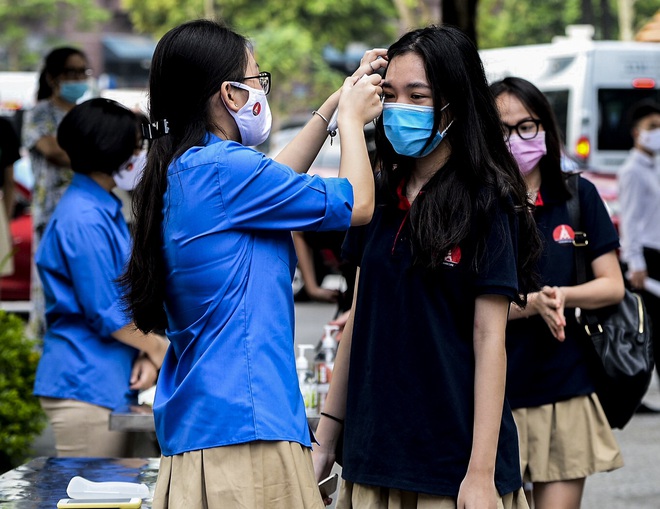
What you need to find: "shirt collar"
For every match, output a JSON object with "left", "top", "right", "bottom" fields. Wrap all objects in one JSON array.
[
  {"left": 396, "top": 179, "right": 411, "bottom": 211},
  {"left": 631, "top": 147, "right": 655, "bottom": 169},
  {"left": 70, "top": 173, "right": 123, "bottom": 218}
]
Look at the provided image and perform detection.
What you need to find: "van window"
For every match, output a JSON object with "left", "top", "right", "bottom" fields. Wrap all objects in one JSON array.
[
  {"left": 598, "top": 89, "right": 660, "bottom": 151},
  {"left": 543, "top": 90, "right": 570, "bottom": 143}
]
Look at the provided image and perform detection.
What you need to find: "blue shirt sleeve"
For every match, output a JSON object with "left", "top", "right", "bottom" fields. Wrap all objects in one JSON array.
[
  {"left": 216, "top": 143, "right": 354, "bottom": 232},
  {"left": 59, "top": 216, "right": 130, "bottom": 337}
]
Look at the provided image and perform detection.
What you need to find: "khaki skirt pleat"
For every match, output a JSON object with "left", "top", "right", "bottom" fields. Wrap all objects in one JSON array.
[
  {"left": 152, "top": 441, "right": 325, "bottom": 509},
  {"left": 513, "top": 393, "right": 624, "bottom": 483},
  {"left": 336, "top": 481, "right": 529, "bottom": 509}
]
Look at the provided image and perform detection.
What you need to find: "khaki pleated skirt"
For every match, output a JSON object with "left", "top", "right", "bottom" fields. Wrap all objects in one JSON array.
[
  {"left": 336, "top": 482, "right": 529, "bottom": 509},
  {"left": 513, "top": 393, "right": 624, "bottom": 483},
  {"left": 152, "top": 441, "right": 325, "bottom": 509}
]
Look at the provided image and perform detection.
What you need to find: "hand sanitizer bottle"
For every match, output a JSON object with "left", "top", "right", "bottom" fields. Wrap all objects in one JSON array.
[
  {"left": 296, "top": 344, "right": 317, "bottom": 416},
  {"left": 316, "top": 325, "right": 339, "bottom": 413}
]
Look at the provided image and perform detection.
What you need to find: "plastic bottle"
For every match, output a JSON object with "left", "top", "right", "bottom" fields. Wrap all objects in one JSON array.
[
  {"left": 296, "top": 344, "right": 318, "bottom": 416},
  {"left": 316, "top": 325, "right": 339, "bottom": 413}
]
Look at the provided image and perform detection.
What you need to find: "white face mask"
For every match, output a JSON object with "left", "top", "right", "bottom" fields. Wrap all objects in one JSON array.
[
  {"left": 114, "top": 150, "right": 146, "bottom": 191},
  {"left": 224, "top": 82, "right": 272, "bottom": 147},
  {"left": 639, "top": 128, "right": 660, "bottom": 153}
]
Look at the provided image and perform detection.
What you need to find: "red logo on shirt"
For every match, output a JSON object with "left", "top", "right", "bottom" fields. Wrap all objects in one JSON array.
[
  {"left": 553, "top": 224, "right": 575, "bottom": 244},
  {"left": 252, "top": 102, "right": 261, "bottom": 116},
  {"left": 443, "top": 246, "right": 462, "bottom": 267}
]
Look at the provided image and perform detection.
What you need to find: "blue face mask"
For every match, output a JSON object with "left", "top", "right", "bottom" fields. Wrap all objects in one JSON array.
[
  {"left": 383, "top": 103, "right": 452, "bottom": 158},
  {"left": 59, "top": 81, "right": 89, "bottom": 104}
]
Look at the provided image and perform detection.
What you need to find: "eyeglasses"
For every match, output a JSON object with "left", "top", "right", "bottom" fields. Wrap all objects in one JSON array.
[
  {"left": 60, "top": 67, "right": 92, "bottom": 80},
  {"left": 503, "top": 118, "right": 542, "bottom": 141},
  {"left": 242, "top": 71, "right": 271, "bottom": 95}
]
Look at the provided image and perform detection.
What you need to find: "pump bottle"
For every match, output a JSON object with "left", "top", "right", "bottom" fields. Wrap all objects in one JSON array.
[
  {"left": 316, "top": 325, "right": 339, "bottom": 413},
  {"left": 296, "top": 344, "right": 318, "bottom": 416}
]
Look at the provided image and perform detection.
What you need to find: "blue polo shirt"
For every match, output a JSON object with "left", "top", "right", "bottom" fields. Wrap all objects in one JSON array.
[
  {"left": 154, "top": 134, "right": 353, "bottom": 456},
  {"left": 506, "top": 175, "right": 619, "bottom": 408},
  {"left": 34, "top": 173, "right": 136, "bottom": 410},
  {"left": 339, "top": 172, "right": 523, "bottom": 497}
]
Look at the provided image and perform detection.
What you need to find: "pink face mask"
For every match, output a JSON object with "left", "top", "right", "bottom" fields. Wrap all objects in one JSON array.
[{"left": 507, "top": 132, "right": 547, "bottom": 175}]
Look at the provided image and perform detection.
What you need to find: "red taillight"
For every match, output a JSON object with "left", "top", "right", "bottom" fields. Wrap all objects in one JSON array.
[
  {"left": 632, "top": 78, "right": 656, "bottom": 89},
  {"left": 575, "top": 136, "right": 590, "bottom": 160}
]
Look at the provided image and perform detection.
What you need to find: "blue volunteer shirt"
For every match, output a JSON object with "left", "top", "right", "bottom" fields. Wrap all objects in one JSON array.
[
  {"left": 34, "top": 173, "right": 137, "bottom": 410},
  {"left": 155, "top": 134, "right": 353, "bottom": 456}
]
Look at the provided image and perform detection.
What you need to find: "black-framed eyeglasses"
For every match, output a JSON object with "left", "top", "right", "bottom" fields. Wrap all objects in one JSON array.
[
  {"left": 60, "top": 67, "right": 92, "bottom": 80},
  {"left": 503, "top": 118, "right": 543, "bottom": 141},
  {"left": 242, "top": 71, "right": 271, "bottom": 95}
]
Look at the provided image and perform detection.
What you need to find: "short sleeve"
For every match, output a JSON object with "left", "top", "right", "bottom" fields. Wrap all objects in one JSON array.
[
  {"left": 341, "top": 223, "right": 369, "bottom": 266},
  {"left": 217, "top": 143, "right": 353, "bottom": 232},
  {"left": 22, "top": 102, "right": 55, "bottom": 150},
  {"left": 578, "top": 176, "right": 619, "bottom": 262},
  {"left": 59, "top": 217, "right": 130, "bottom": 336},
  {"left": 474, "top": 200, "right": 520, "bottom": 301}
]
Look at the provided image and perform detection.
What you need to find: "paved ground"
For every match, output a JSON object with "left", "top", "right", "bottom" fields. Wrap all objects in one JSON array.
[{"left": 31, "top": 301, "right": 660, "bottom": 507}]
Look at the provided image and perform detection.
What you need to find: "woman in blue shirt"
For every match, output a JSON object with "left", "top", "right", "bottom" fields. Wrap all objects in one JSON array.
[
  {"left": 34, "top": 98, "right": 169, "bottom": 457},
  {"left": 121, "top": 19, "right": 384, "bottom": 509}
]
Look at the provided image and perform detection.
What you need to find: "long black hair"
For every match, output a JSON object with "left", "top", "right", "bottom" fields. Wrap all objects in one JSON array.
[
  {"left": 375, "top": 25, "right": 541, "bottom": 301},
  {"left": 37, "top": 47, "right": 87, "bottom": 101},
  {"left": 121, "top": 19, "right": 249, "bottom": 333},
  {"left": 490, "top": 76, "right": 570, "bottom": 202}
]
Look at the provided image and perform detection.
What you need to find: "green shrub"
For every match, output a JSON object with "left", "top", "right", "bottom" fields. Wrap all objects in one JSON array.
[{"left": 0, "top": 310, "right": 46, "bottom": 468}]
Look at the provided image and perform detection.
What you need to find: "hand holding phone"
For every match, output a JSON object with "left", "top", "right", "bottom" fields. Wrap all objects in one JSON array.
[{"left": 318, "top": 473, "right": 339, "bottom": 499}]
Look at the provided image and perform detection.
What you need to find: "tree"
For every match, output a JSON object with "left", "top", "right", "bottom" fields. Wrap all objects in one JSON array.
[
  {"left": 0, "top": 0, "right": 109, "bottom": 71},
  {"left": 122, "top": 0, "right": 398, "bottom": 119}
]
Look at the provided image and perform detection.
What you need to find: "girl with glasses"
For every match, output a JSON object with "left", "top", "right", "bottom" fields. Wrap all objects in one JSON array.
[
  {"left": 122, "top": 19, "right": 383, "bottom": 509},
  {"left": 491, "top": 76, "right": 624, "bottom": 509}
]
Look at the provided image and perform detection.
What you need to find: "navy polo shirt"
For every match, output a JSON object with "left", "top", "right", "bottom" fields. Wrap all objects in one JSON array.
[
  {"left": 155, "top": 134, "right": 353, "bottom": 456},
  {"left": 34, "top": 173, "right": 136, "bottom": 410},
  {"left": 340, "top": 179, "right": 523, "bottom": 497},
  {"left": 506, "top": 175, "right": 619, "bottom": 409}
]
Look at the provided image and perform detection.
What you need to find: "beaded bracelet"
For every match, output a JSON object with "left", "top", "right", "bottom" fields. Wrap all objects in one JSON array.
[{"left": 320, "top": 412, "right": 345, "bottom": 425}]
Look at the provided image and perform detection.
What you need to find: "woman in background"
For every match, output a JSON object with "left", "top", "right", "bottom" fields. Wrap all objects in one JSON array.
[
  {"left": 34, "top": 98, "right": 168, "bottom": 457},
  {"left": 492, "top": 76, "right": 624, "bottom": 509},
  {"left": 23, "top": 46, "right": 90, "bottom": 339}
]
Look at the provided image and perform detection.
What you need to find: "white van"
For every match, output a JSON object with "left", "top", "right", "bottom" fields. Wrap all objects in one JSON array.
[{"left": 480, "top": 25, "right": 660, "bottom": 174}]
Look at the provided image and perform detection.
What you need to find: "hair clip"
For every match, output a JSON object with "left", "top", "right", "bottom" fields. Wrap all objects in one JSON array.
[{"left": 142, "top": 119, "right": 170, "bottom": 140}]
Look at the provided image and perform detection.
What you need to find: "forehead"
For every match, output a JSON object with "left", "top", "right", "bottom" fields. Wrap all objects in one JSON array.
[
  {"left": 245, "top": 50, "right": 259, "bottom": 74},
  {"left": 384, "top": 52, "right": 428, "bottom": 88},
  {"left": 496, "top": 92, "right": 535, "bottom": 123},
  {"left": 639, "top": 112, "right": 660, "bottom": 126},
  {"left": 65, "top": 53, "right": 87, "bottom": 67}
]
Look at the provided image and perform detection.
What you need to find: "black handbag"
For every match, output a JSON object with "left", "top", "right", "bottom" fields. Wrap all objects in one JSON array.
[{"left": 566, "top": 173, "right": 654, "bottom": 429}]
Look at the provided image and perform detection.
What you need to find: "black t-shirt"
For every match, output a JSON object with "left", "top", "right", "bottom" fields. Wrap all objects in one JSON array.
[
  {"left": 341, "top": 190, "right": 523, "bottom": 497},
  {"left": 0, "top": 117, "right": 20, "bottom": 188},
  {"left": 506, "top": 176, "right": 619, "bottom": 409}
]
